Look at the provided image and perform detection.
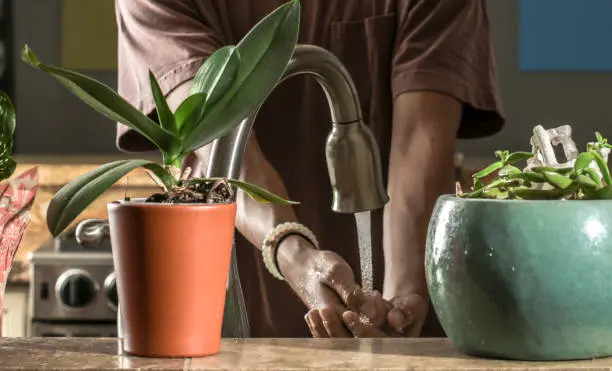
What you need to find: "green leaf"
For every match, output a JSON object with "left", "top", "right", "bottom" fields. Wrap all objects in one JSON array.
[
  {"left": 149, "top": 71, "right": 175, "bottom": 134},
  {"left": 225, "top": 178, "right": 298, "bottom": 205},
  {"left": 0, "top": 90, "right": 16, "bottom": 181},
  {"left": 589, "top": 150, "right": 612, "bottom": 186},
  {"left": 498, "top": 165, "right": 521, "bottom": 177},
  {"left": 542, "top": 171, "right": 574, "bottom": 189},
  {"left": 182, "top": 46, "right": 241, "bottom": 137},
  {"left": 582, "top": 167, "right": 603, "bottom": 187},
  {"left": 505, "top": 151, "right": 534, "bottom": 164},
  {"left": 531, "top": 166, "right": 574, "bottom": 174},
  {"left": 174, "top": 93, "right": 207, "bottom": 133},
  {"left": 583, "top": 185, "right": 612, "bottom": 200},
  {"left": 508, "top": 171, "right": 546, "bottom": 183},
  {"left": 46, "top": 160, "right": 174, "bottom": 236},
  {"left": 575, "top": 174, "right": 598, "bottom": 189},
  {"left": 509, "top": 187, "right": 571, "bottom": 200},
  {"left": 596, "top": 131, "right": 604, "bottom": 144},
  {"left": 21, "top": 45, "right": 176, "bottom": 153},
  {"left": 473, "top": 161, "right": 504, "bottom": 180},
  {"left": 182, "top": 0, "right": 301, "bottom": 153},
  {"left": 574, "top": 152, "right": 594, "bottom": 171},
  {"left": 462, "top": 178, "right": 517, "bottom": 199}
]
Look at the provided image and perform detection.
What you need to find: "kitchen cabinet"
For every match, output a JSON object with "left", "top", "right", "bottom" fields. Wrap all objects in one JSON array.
[{"left": 2, "top": 284, "right": 28, "bottom": 337}]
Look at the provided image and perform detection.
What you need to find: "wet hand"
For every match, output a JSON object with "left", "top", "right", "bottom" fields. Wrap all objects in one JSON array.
[
  {"left": 276, "top": 235, "right": 363, "bottom": 337},
  {"left": 342, "top": 293, "right": 428, "bottom": 337},
  {"left": 304, "top": 289, "right": 391, "bottom": 337}
]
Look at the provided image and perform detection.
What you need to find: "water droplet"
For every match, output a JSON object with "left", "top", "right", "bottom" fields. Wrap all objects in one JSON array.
[
  {"left": 464, "top": 249, "right": 468, "bottom": 255},
  {"left": 488, "top": 252, "right": 493, "bottom": 257},
  {"left": 511, "top": 266, "right": 516, "bottom": 272}
]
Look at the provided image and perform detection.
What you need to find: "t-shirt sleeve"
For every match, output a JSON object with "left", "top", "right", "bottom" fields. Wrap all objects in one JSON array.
[
  {"left": 115, "top": 0, "right": 223, "bottom": 152},
  {"left": 392, "top": 0, "right": 505, "bottom": 138}
]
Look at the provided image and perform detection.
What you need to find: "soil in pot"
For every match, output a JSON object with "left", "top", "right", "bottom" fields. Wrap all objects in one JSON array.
[{"left": 108, "top": 179, "right": 237, "bottom": 357}]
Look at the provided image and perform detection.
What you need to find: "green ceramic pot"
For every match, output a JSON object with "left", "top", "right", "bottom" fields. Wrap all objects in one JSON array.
[{"left": 425, "top": 194, "right": 612, "bottom": 361}]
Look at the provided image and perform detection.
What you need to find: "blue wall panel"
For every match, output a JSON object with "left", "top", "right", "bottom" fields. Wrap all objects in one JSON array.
[{"left": 519, "top": 0, "right": 612, "bottom": 71}]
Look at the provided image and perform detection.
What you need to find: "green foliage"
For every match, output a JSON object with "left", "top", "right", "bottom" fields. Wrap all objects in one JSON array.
[
  {"left": 459, "top": 132, "right": 612, "bottom": 201},
  {"left": 0, "top": 91, "right": 16, "bottom": 181},
  {"left": 23, "top": 0, "right": 302, "bottom": 237}
]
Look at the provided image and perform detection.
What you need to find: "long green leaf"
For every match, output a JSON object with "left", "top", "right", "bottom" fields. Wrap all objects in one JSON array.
[
  {"left": 582, "top": 167, "right": 603, "bottom": 187},
  {"left": 505, "top": 151, "right": 534, "bottom": 164},
  {"left": 575, "top": 174, "right": 598, "bottom": 189},
  {"left": 509, "top": 187, "right": 571, "bottom": 200},
  {"left": 589, "top": 150, "right": 612, "bottom": 186},
  {"left": 47, "top": 160, "right": 173, "bottom": 236},
  {"left": 149, "top": 71, "right": 175, "bottom": 134},
  {"left": 472, "top": 161, "right": 503, "bottom": 179},
  {"left": 498, "top": 165, "right": 521, "bottom": 177},
  {"left": 584, "top": 185, "right": 612, "bottom": 200},
  {"left": 182, "top": 46, "right": 241, "bottom": 137},
  {"left": 531, "top": 166, "right": 574, "bottom": 174},
  {"left": 182, "top": 0, "right": 301, "bottom": 152},
  {"left": 175, "top": 93, "right": 207, "bottom": 133},
  {"left": 226, "top": 178, "right": 298, "bottom": 205},
  {"left": 542, "top": 171, "right": 574, "bottom": 189},
  {"left": 21, "top": 45, "right": 176, "bottom": 152},
  {"left": 574, "top": 152, "right": 594, "bottom": 171},
  {"left": 508, "top": 171, "right": 546, "bottom": 183},
  {"left": 0, "top": 90, "right": 16, "bottom": 181}
]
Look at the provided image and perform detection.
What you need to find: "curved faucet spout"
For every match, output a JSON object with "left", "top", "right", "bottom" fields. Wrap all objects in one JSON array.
[{"left": 207, "top": 44, "right": 389, "bottom": 213}]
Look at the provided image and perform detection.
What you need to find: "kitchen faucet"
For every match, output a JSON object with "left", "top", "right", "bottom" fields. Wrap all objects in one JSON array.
[
  {"left": 207, "top": 44, "right": 389, "bottom": 338},
  {"left": 75, "top": 44, "right": 389, "bottom": 339}
]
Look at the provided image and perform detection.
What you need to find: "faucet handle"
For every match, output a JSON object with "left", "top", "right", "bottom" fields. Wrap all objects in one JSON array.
[{"left": 325, "top": 121, "right": 389, "bottom": 213}]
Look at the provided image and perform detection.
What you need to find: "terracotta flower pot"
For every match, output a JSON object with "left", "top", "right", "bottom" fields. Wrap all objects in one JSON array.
[
  {"left": 107, "top": 200, "right": 237, "bottom": 357},
  {"left": 426, "top": 194, "right": 612, "bottom": 361}
]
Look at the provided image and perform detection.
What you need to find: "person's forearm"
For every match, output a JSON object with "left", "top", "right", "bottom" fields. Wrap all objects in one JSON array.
[{"left": 382, "top": 91, "right": 462, "bottom": 300}]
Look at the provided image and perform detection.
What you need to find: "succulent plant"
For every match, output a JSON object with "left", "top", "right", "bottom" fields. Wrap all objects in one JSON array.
[
  {"left": 22, "top": 0, "right": 302, "bottom": 237},
  {"left": 458, "top": 132, "right": 612, "bottom": 200}
]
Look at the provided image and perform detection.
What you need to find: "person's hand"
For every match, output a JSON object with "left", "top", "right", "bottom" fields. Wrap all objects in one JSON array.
[
  {"left": 303, "top": 288, "right": 391, "bottom": 338},
  {"left": 276, "top": 235, "right": 385, "bottom": 337},
  {"left": 341, "top": 293, "right": 428, "bottom": 337}
]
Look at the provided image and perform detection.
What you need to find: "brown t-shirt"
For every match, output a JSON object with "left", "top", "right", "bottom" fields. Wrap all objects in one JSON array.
[{"left": 115, "top": 0, "right": 505, "bottom": 338}]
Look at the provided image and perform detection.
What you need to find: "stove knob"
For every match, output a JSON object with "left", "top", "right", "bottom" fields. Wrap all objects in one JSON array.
[
  {"left": 56, "top": 269, "right": 98, "bottom": 308},
  {"left": 104, "top": 273, "right": 118, "bottom": 310}
]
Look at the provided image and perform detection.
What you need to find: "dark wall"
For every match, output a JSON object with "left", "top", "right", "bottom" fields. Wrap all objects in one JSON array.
[
  {"left": 0, "top": 0, "right": 14, "bottom": 102},
  {"left": 13, "top": 0, "right": 118, "bottom": 155},
  {"left": 456, "top": 0, "right": 612, "bottom": 157}
]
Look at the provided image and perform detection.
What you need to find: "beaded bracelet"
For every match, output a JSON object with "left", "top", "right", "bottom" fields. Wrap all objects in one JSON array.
[{"left": 261, "top": 222, "right": 319, "bottom": 280}]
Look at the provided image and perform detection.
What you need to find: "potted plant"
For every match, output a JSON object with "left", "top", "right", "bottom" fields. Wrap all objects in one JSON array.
[
  {"left": 426, "top": 124, "right": 612, "bottom": 361},
  {"left": 0, "top": 90, "right": 39, "bottom": 333},
  {"left": 22, "top": 0, "right": 300, "bottom": 357}
]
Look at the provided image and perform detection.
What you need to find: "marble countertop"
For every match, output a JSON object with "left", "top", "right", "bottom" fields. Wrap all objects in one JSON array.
[{"left": 0, "top": 338, "right": 610, "bottom": 370}]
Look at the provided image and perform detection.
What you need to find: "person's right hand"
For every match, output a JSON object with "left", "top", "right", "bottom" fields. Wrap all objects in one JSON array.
[{"left": 276, "top": 235, "right": 384, "bottom": 337}]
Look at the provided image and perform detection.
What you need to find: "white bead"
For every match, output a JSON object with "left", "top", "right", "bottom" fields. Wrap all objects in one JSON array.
[{"left": 261, "top": 222, "right": 319, "bottom": 280}]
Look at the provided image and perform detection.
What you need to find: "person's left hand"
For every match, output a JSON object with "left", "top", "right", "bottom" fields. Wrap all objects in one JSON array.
[
  {"left": 304, "top": 289, "right": 391, "bottom": 337},
  {"left": 342, "top": 293, "right": 429, "bottom": 337}
]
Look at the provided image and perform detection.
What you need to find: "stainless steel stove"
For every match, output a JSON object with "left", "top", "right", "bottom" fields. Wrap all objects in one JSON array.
[{"left": 28, "top": 220, "right": 118, "bottom": 337}]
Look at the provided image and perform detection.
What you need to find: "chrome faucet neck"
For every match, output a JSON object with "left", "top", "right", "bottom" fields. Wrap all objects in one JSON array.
[{"left": 207, "top": 44, "right": 389, "bottom": 213}]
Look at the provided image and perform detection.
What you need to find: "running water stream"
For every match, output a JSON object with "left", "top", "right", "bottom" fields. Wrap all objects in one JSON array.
[{"left": 354, "top": 211, "right": 373, "bottom": 292}]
